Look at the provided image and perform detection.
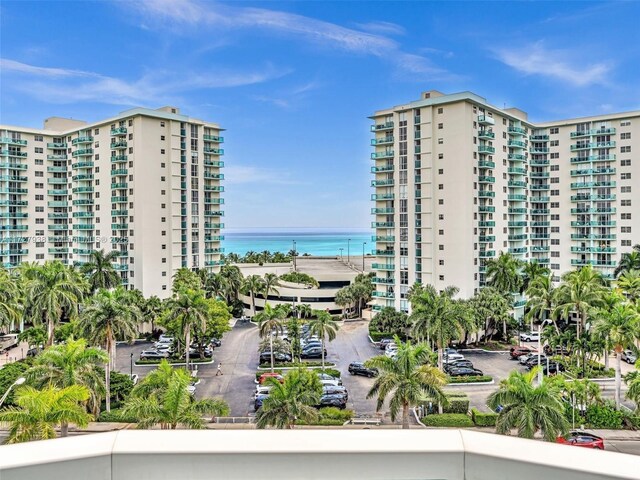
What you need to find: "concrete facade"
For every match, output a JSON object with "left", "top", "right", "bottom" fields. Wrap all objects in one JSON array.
[
  {"left": 0, "top": 107, "right": 225, "bottom": 298},
  {"left": 370, "top": 90, "right": 640, "bottom": 312}
]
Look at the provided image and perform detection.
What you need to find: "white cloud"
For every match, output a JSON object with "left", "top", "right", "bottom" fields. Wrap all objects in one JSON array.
[
  {"left": 224, "top": 164, "right": 301, "bottom": 185},
  {"left": 0, "top": 58, "right": 99, "bottom": 78},
  {"left": 494, "top": 42, "right": 611, "bottom": 87},
  {"left": 354, "top": 21, "right": 406, "bottom": 36}
]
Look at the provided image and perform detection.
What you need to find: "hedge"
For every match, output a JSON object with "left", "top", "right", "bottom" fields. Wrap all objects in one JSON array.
[
  {"left": 369, "top": 331, "right": 396, "bottom": 342},
  {"left": 261, "top": 361, "right": 337, "bottom": 369},
  {"left": 296, "top": 408, "right": 354, "bottom": 425},
  {"left": 97, "top": 409, "right": 139, "bottom": 423},
  {"left": 422, "top": 414, "right": 474, "bottom": 428},
  {"left": 471, "top": 408, "right": 498, "bottom": 427},
  {"left": 447, "top": 375, "right": 493, "bottom": 384},
  {"left": 444, "top": 396, "right": 470, "bottom": 414},
  {"left": 586, "top": 404, "right": 623, "bottom": 429},
  {"left": 255, "top": 368, "right": 341, "bottom": 381},
  {"left": 135, "top": 357, "right": 213, "bottom": 365}
]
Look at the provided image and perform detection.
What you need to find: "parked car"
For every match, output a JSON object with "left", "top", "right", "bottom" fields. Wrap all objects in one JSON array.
[
  {"left": 254, "top": 393, "right": 270, "bottom": 411},
  {"left": 259, "top": 351, "right": 292, "bottom": 364},
  {"left": 158, "top": 334, "right": 173, "bottom": 343},
  {"left": 520, "top": 331, "right": 540, "bottom": 342},
  {"left": 301, "top": 346, "right": 327, "bottom": 359},
  {"left": 140, "top": 350, "right": 169, "bottom": 360},
  {"left": 378, "top": 338, "right": 394, "bottom": 350},
  {"left": 443, "top": 352, "right": 465, "bottom": 362},
  {"left": 317, "top": 373, "right": 342, "bottom": 385},
  {"left": 524, "top": 356, "right": 548, "bottom": 369},
  {"left": 210, "top": 338, "right": 222, "bottom": 348},
  {"left": 316, "top": 393, "right": 347, "bottom": 409},
  {"left": 622, "top": 350, "right": 637, "bottom": 364},
  {"left": 510, "top": 346, "right": 534, "bottom": 359},
  {"left": 301, "top": 340, "right": 322, "bottom": 349},
  {"left": 542, "top": 362, "right": 566, "bottom": 375},
  {"left": 447, "top": 367, "right": 483, "bottom": 377},
  {"left": 543, "top": 345, "right": 570, "bottom": 356},
  {"left": 348, "top": 362, "right": 378, "bottom": 378},
  {"left": 257, "top": 373, "right": 284, "bottom": 385},
  {"left": 385, "top": 348, "right": 398, "bottom": 359},
  {"left": 519, "top": 353, "right": 539, "bottom": 365},
  {"left": 444, "top": 348, "right": 459, "bottom": 356},
  {"left": 322, "top": 385, "right": 348, "bottom": 399},
  {"left": 556, "top": 431, "right": 604, "bottom": 449},
  {"left": 444, "top": 360, "right": 474, "bottom": 372},
  {"left": 255, "top": 386, "right": 273, "bottom": 397}
]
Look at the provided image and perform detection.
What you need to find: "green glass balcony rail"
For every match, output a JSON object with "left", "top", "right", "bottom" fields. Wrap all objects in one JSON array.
[
  {"left": 571, "top": 181, "right": 616, "bottom": 189},
  {"left": 479, "top": 205, "right": 496, "bottom": 213},
  {"left": 73, "top": 212, "right": 94, "bottom": 218},
  {"left": 110, "top": 169, "right": 128, "bottom": 176},
  {"left": 371, "top": 151, "right": 394, "bottom": 159},
  {"left": 47, "top": 166, "right": 68, "bottom": 173},
  {"left": 48, "top": 224, "right": 69, "bottom": 231},
  {"left": 479, "top": 250, "right": 496, "bottom": 257},
  {"left": 0, "top": 174, "right": 28, "bottom": 182},
  {"left": 372, "top": 263, "right": 395, "bottom": 271},
  {"left": 73, "top": 186, "right": 94, "bottom": 193},
  {"left": 508, "top": 247, "right": 528, "bottom": 254},
  {"left": 71, "top": 137, "right": 93, "bottom": 145},
  {"left": 528, "top": 159, "right": 549, "bottom": 167},
  {"left": 0, "top": 187, "right": 28, "bottom": 194},
  {"left": 112, "top": 263, "right": 129, "bottom": 271},
  {"left": 0, "top": 150, "right": 27, "bottom": 158},
  {"left": 110, "top": 141, "right": 128, "bottom": 149},
  {"left": 570, "top": 154, "right": 616, "bottom": 163},
  {"left": 508, "top": 221, "right": 527, "bottom": 227},
  {"left": 372, "top": 208, "right": 395, "bottom": 214},
  {"left": 372, "top": 277, "right": 395, "bottom": 285},
  {"left": 110, "top": 127, "right": 127, "bottom": 135},
  {"left": 180, "top": 142, "right": 187, "bottom": 149},
  {"left": 371, "top": 137, "right": 394, "bottom": 145},
  {"left": 372, "top": 235, "right": 395, "bottom": 242},
  {"left": 530, "top": 209, "right": 549, "bottom": 215},
  {"left": 478, "top": 221, "right": 495, "bottom": 227},
  {"left": 571, "top": 233, "right": 617, "bottom": 240},
  {"left": 414, "top": 175, "right": 423, "bottom": 183},
  {"left": 0, "top": 212, "right": 28, "bottom": 218},
  {"left": 181, "top": 182, "right": 188, "bottom": 190},
  {"left": 530, "top": 171, "right": 549, "bottom": 178},
  {"left": 72, "top": 199, "right": 94, "bottom": 205},
  {"left": 111, "top": 223, "right": 128, "bottom": 230},
  {"left": 570, "top": 141, "right": 616, "bottom": 151},
  {"left": 47, "top": 154, "right": 68, "bottom": 161},
  {"left": 531, "top": 246, "right": 550, "bottom": 252},
  {"left": 204, "top": 185, "right": 225, "bottom": 192},
  {"left": 48, "top": 247, "right": 69, "bottom": 254},
  {"left": 530, "top": 184, "right": 550, "bottom": 190},
  {"left": 571, "top": 220, "right": 616, "bottom": 227},
  {"left": 530, "top": 147, "right": 549, "bottom": 154},
  {"left": 478, "top": 130, "right": 495, "bottom": 139},
  {"left": 47, "top": 213, "right": 67, "bottom": 219},
  {"left": 478, "top": 115, "right": 495, "bottom": 125},
  {"left": 48, "top": 201, "right": 68, "bottom": 207},
  {"left": 204, "top": 173, "right": 224, "bottom": 180},
  {"left": 479, "top": 176, "right": 496, "bottom": 183},
  {"left": 530, "top": 196, "right": 550, "bottom": 202},
  {"left": 371, "top": 122, "right": 394, "bottom": 131},
  {"left": 531, "top": 221, "right": 550, "bottom": 227},
  {"left": 111, "top": 155, "right": 128, "bottom": 163},
  {"left": 204, "top": 160, "right": 224, "bottom": 167},
  {"left": 204, "top": 235, "right": 225, "bottom": 241},
  {"left": 203, "top": 135, "right": 224, "bottom": 143},
  {"left": 203, "top": 148, "right": 224, "bottom": 155},
  {"left": 204, "top": 198, "right": 225, "bottom": 204},
  {"left": 111, "top": 183, "right": 128, "bottom": 189},
  {"left": 571, "top": 207, "right": 616, "bottom": 214},
  {"left": 46, "top": 177, "right": 68, "bottom": 185},
  {"left": 72, "top": 248, "right": 94, "bottom": 255},
  {"left": 508, "top": 167, "right": 527, "bottom": 175},
  {"left": 507, "top": 140, "right": 527, "bottom": 148},
  {"left": 73, "top": 224, "right": 95, "bottom": 231},
  {"left": 180, "top": 195, "right": 187, "bottom": 202},
  {"left": 570, "top": 128, "right": 616, "bottom": 138},
  {"left": 0, "top": 200, "right": 28, "bottom": 206},
  {"left": 204, "top": 210, "right": 224, "bottom": 217},
  {"left": 47, "top": 142, "right": 67, "bottom": 149},
  {"left": 530, "top": 233, "right": 550, "bottom": 239},
  {"left": 478, "top": 145, "right": 495, "bottom": 154},
  {"left": 479, "top": 235, "right": 495, "bottom": 242},
  {"left": 372, "top": 222, "right": 394, "bottom": 228},
  {"left": 204, "top": 260, "right": 224, "bottom": 267},
  {"left": 0, "top": 225, "right": 28, "bottom": 232},
  {"left": 571, "top": 259, "right": 617, "bottom": 267},
  {"left": 72, "top": 161, "right": 94, "bottom": 169},
  {"left": 371, "top": 165, "right": 394, "bottom": 173},
  {"left": 414, "top": 160, "right": 422, "bottom": 168},
  {"left": 371, "top": 179, "right": 394, "bottom": 187},
  {"left": 507, "top": 194, "right": 527, "bottom": 201},
  {"left": 371, "top": 291, "right": 395, "bottom": 299},
  {"left": 508, "top": 180, "right": 526, "bottom": 188},
  {"left": 180, "top": 168, "right": 187, "bottom": 176},
  {"left": 508, "top": 208, "right": 527, "bottom": 214},
  {"left": 508, "top": 126, "right": 527, "bottom": 135},
  {"left": 373, "top": 250, "right": 395, "bottom": 256},
  {"left": 478, "top": 191, "right": 495, "bottom": 198},
  {"left": 571, "top": 246, "right": 617, "bottom": 254},
  {"left": 371, "top": 193, "right": 394, "bottom": 201},
  {"left": 0, "top": 249, "right": 28, "bottom": 256},
  {"left": 508, "top": 153, "right": 526, "bottom": 161},
  {"left": 530, "top": 134, "right": 549, "bottom": 141},
  {"left": 204, "top": 248, "right": 225, "bottom": 254},
  {"left": 0, "top": 162, "right": 27, "bottom": 170},
  {"left": 110, "top": 196, "right": 129, "bottom": 203},
  {"left": 0, "top": 138, "right": 27, "bottom": 146},
  {"left": 571, "top": 194, "right": 615, "bottom": 202},
  {"left": 415, "top": 190, "right": 422, "bottom": 198},
  {"left": 570, "top": 167, "right": 616, "bottom": 176},
  {"left": 478, "top": 160, "right": 495, "bottom": 168},
  {"left": 72, "top": 149, "right": 94, "bottom": 157}
]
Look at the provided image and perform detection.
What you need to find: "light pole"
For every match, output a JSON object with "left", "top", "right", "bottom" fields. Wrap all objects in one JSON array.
[
  {"left": 130, "top": 352, "right": 133, "bottom": 379},
  {"left": 0, "top": 377, "right": 25, "bottom": 407},
  {"left": 537, "top": 324, "right": 542, "bottom": 385},
  {"left": 362, "top": 242, "right": 367, "bottom": 271},
  {"left": 347, "top": 238, "right": 351, "bottom": 265},
  {"left": 292, "top": 240, "right": 297, "bottom": 272},
  {"left": 339, "top": 248, "right": 344, "bottom": 261}
]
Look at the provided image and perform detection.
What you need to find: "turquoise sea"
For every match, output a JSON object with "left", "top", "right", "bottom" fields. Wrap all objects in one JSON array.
[{"left": 222, "top": 230, "right": 372, "bottom": 256}]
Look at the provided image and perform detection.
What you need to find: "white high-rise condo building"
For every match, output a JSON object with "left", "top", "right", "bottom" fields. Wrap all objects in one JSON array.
[
  {"left": 370, "top": 90, "right": 639, "bottom": 314},
  {"left": 0, "top": 106, "right": 225, "bottom": 298}
]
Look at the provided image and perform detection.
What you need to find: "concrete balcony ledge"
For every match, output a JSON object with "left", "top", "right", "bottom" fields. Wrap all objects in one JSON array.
[{"left": 1, "top": 430, "right": 638, "bottom": 480}]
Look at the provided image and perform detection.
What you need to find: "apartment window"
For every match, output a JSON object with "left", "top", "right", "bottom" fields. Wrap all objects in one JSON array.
[
  {"left": 438, "top": 214, "right": 444, "bottom": 220},
  {"left": 622, "top": 227, "right": 632, "bottom": 233},
  {"left": 550, "top": 128, "right": 559, "bottom": 134},
  {"left": 621, "top": 199, "right": 631, "bottom": 206},
  {"left": 550, "top": 140, "right": 559, "bottom": 147},
  {"left": 161, "top": 135, "right": 165, "bottom": 141},
  {"left": 35, "top": 171, "right": 43, "bottom": 177},
  {"left": 551, "top": 177, "right": 559, "bottom": 184},
  {"left": 35, "top": 194, "right": 44, "bottom": 200},
  {"left": 551, "top": 227, "right": 559, "bottom": 233},
  {"left": 550, "top": 153, "right": 559, "bottom": 159},
  {"left": 35, "top": 206, "right": 44, "bottom": 212},
  {"left": 161, "top": 190, "right": 166, "bottom": 195},
  {"left": 129, "top": 147, "right": 133, "bottom": 154},
  {"left": 621, "top": 121, "right": 631, "bottom": 126},
  {"left": 551, "top": 239, "right": 560, "bottom": 245},
  {"left": 162, "top": 244, "right": 166, "bottom": 250},
  {"left": 439, "top": 245, "right": 444, "bottom": 250},
  {"left": 129, "top": 175, "right": 133, "bottom": 181},
  {"left": 35, "top": 159, "right": 43, "bottom": 165},
  {"left": 622, "top": 173, "right": 632, "bottom": 180},
  {"left": 438, "top": 184, "right": 444, "bottom": 190},
  {"left": 36, "top": 242, "right": 44, "bottom": 248},
  {"left": 36, "top": 230, "right": 44, "bottom": 235},
  {"left": 438, "top": 138, "right": 443, "bottom": 144},
  {"left": 162, "top": 272, "right": 167, "bottom": 277},
  {"left": 162, "top": 285, "right": 167, "bottom": 291},
  {"left": 439, "top": 275, "right": 444, "bottom": 281},
  {"left": 622, "top": 213, "right": 632, "bottom": 220},
  {"left": 551, "top": 264, "right": 560, "bottom": 270},
  {"left": 161, "top": 203, "right": 166, "bottom": 209},
  {"left": 161, "top": 230, "right": 166, "bottom": 236},
  {"left": 438, "top": 123, "right": 443, "bottom": 129},
  {"left": 437, "top": 108, "right": 443, "bottom": 114},
  {"left": 502, "top": 118, "right": 506, "bottom": 125},
  {"left": 438, "top": 229, "right": 444, "bottom": 235},
  {"left": 550, "top": 165, "right": 559, "bottom": 171},
  {"left": 160, "top": 121, "right": 165, "bottom": 127},
  {"left": 438, "top": 199, "right": 444, "bottom": 205},
  {"left": 438, "top": 153, "right": 443, "bottom": 159},
  {"left": 621, "top": 159, "right": 631, "bottom": 166},
  {"left": 551, "top": 252, "right": 560, "bottom": 258},
  {"left": 438, "top": 169, "right": 444, "bottom": 175},
  {"left": 621, "top": 146, "right": 631, "bottom": 153},
  {"left": 128, "top": 119, "right": 133, "bottom": 126},
  {"left": 35, "top": 182, "right": 43, "bottom": 189},
  {"left": 551, "top": 202, "right": 559, "bottom": 208},
  {"left": 161, "top": 258, "right": 166, "bottom": 264},
  {"left": 621, "top": 186, "right": 631, "bottom": 193},
  {"left": 128, "top": 134, "right": 132, "bottom": 140},
  {"left": 551, "top": 190, "right": 559, "bottom": 196},
  {"left": 34, "top": 135, "right": 43, "bottom": 142},
  {"left": 35, "top": 147, "right": 43, "bottom": 153},
  {"left": 35, "top": 218, "right": 44, "bottom": 224},
  {"left": 161, "top": 217, "right": 166, "bottom": 222},
  {"left": 160, "top": 149, "right": 165, "bottom": 154},
  {"left": 36, "top": 254, "right": 44, "bottom": 260},
  {"left": 551, "top": 214, "right": 560, "bottom": 220},
  {"left": 622, "top": 240, "right": 632, "bottom": 246},
  {"left": 621, "top": 132, "right": 631, "bottom": 139}
]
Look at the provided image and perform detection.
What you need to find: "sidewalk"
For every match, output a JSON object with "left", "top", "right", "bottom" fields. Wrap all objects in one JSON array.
[{"left": 471, "top": 426, "right": 640, "bottom": 441}]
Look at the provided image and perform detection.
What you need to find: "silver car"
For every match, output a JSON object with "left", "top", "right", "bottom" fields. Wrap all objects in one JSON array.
[{"left": 622, "top": 350, "right": 637, "bottom": 364}]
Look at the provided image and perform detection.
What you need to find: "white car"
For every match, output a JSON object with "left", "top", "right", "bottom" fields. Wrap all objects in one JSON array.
[
  {"left": 385, "top": 347, "right": 398, "bottom": 358},
  {"left": 158, "top": 334, "right": 174, "bottom": 343},
  {"left": 520, "top": 332, "right": 540, "bottom": 342},
  {"left": 443, "top": 353, "right": 465, "bottom": 362},
  {"left": 622, "top": 350, "right": 637, "bottom": 364},
  {"left": 255, "top": 386, "right": 272, "bottom": 397}
]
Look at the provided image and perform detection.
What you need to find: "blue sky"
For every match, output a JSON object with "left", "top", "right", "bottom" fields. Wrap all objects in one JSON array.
[{"left": 1, "top": 1, "right": 639, "bottom": 230}]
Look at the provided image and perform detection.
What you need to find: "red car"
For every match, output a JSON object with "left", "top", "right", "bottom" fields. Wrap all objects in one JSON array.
[
  {"left": 556, "top": 431, "right": 604, "bottom": 449},
  {"left": 257, "top": 373, "right": 284, "bottom": 385},
  {"left": 510, "top": 346, "right": 534, "bottom": 359}
]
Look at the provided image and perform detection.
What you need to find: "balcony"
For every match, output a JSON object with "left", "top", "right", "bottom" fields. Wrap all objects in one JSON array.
[
  {"left": 0, "top": 248, "right": 28, "bottom": 255},
  {"left": 478, "top": 160, "right": 495, "bottom": 168},
  {"left": 478, "top": 145, "right": 495, "bottom": 154},
  {"left": 479, "top": 205, "right": 495, "bottom": 213},
  {"left": 204, "top": 210, "right": 224, "bottom": 217},
  {"left": 47, "top": 166, "right": 67, "bottom": 173},
  {"left": 371, "top": 179, "right": 394, "bottom": 187},
  {"left": 571, "top": 259, "right": 617, "bottom": 267},
  {"left": 72, "top": 161, "right": 94, "bottom": 169},
  {"left": 530, "top": 134, "right": 549, "bottom": 141},
  {"left": 508, "top": 207, "right": 526, "bottom": 214},
  {"left": 204, "top": 173, "right": 224, "bottom": 180},
  {"left": 371, "top": 151, "right": 394, "bottom": 159},
  {"left": 0, "top": 187, "right": 28, "bottom": 194},
  {"left": 47, "top": 213, "right": 67, "bottom": 219},
  {"left": 0, "top": 174, "right": 28, "bottom": 182},
  {"left": 371, "top": 165, "right": 394, "bottom": 173},
  {"left": 530, "top": 184, "right": 550, "bottom": 190},
  {"left": 47, "top": 189, "right": 68, "bottom": 196},
  {"left": 111, "top": 155, "right": 128, "bottom": 163},
  {"left": 508, "top": 247, "right": 528, "bottom": 254},
  {"left": 73, "top": 224, "right": 95, "bottom": 230},
  {"left": 110, "top": 140, "right": 127, "bottom": 149},
  {"left": 478, "top": 221, "right": 495, "bottom": 227},
  {"left": 530, "top": 233, "right": 549, "bottom": 240},
  {"left": 0, "top": 150, "right": 27, "bottom": 158},
  {"left": 371, "top": 193, "right": 394, "bottom": 201},
  {"left": 531, "top": 246, "right": 550, "bottom": 252},
  {"left": 571, "top": 233, "right": 616, "bottom": 240},
  {"left": 73, "top": 186, "right": 94, "bottom": 193},
  {"left": 370, "top": 122, "right": 394, "bottom": 131},
  {"left": 478, "top": 191, "right": 495, "bottom": 198},
  {"left": 204, "top": 198, "right": 224, "bottom": 205},
  {"left": 47, "top": 142, "right": 67, "bottom": 149},
  {"left": 478, "top": 115, "right": 495, "bottom": 125},
  {"left": 529, "top": 171, "right": 549, "bottom": 178},
  {"left": 0, "top": 225, "right": 28, "bottom": 232},
  {"left": 203, "top": 135, "right": 224, "bottom": 143},
  {"left": 479, "top": 176, "right": 495, "bottom": 183},
  {"left": 372, "top": 277, "right": 395, "bottom": 285},
  {"left": 507, "top": 180, "right": 526, "bottom": 188},
  {"left": 507, "top": 140, "right": 526, "bottom": 148},
  {"left": 73, "top": 212, "right": 95, "bottom": 218},
  {"left": 111, "top": 182, "right": 128, "bottom": 189},
  {"left": 570, "top": 128, "right": 616, "bottom": 138},
  {"left": 571, "top": 220, "right": 616, "bottom": 227},
  {"left": 47, "top": 154, "right": 68, "bottom": 160},
  {"left": 529, "top": 147, "right": 549, "bottom": 154},
  {"left": 73, "top": 199, "right": 94, "bottom": 205},
  {"left": 508, "top": 167, "right": 526, "bottom": 175},
  {"left": 570, "top": 141, "right": 616, "bottom": 151},
  {"left": 372, "top": 263, "right": 395, "bottom": 270},
  {"left": 529, "top": 196, "right": 550, "bottom": 203},
  {"left": 372, "top": 221, "right": 394, "bottom": 228},
  {"left": 111, "top": 127, "right": 127, "bottom": 135},
  {"left": 48, "top": 224, "right": 69, "bottom": 231},
  {"left": 204, "top": 160, "right": 225, "bottom": 168},
  {"left": 570, "top": 154, "right": 616, "bottom": 163},
  {"left": 372, "top": 235, "right": 395, "bottom": 242},
  {"left": 373, "top": 250, "right": 395, "bottom": 256},
  {"left": 204, "top": 234, "right": 225, "bottom": 240},
  {"left": 570, "top": 181, "right": 615, "bottom": 189},
  {"left": 508, "top": 153, "right": 526, "bottom": 161},
  {"left": 571, "top": 207, "right": 616, "bottom": 214},
  {"left": 508, "top": 221, "right": 527, "bottom": 227},
  {"left": 72, "top": 149, "right": 94, "bottom": 157},
  {"left": 48, "top": 247, "right": 69, "bottom": 254},
  {"left": 479, "top": 235, "right": 495, "bottom": 242},
  {"left": 371, "top": 137, "right": 394, "bottom": 145},
  {"left": 0, "top": 137, "right": 27, "bottom": 146},
  {"left": 111, "top": 223, "right": 128, "bottom": 230},
  {"left": 570, "top": 194, "right": 615, "bottom": 202},
  {"left": 48, "top": 201, "right": 68, "bottom": 207},
  {"left": 478, "top": 130, "right": 495, "bottom": 140},
  {"left": 71, "top": 137, "right": 93, "bottom": 145},
  {"left": 203, "top": 148, "right": 224, "bottom": 155},
  {"left": 372, "top": 207, "right": 394, "bottom": 214},
  {"left": 571, "top": 246, "right": 617, "bottom": 254},
  {"left": 507, "top": 194, "right": 527, "bottom": 201},
  {"left": 570, "top": 167, "right": 616, "bottom": 176},
  {"left": 47, "top": 178, "right": 68, "bottom": 184},
  {"left": 0, "top": 162, "right": 27, "bottom": 170},
  {"left": 479, "top": 250, "right": 495, "bottom": 258},
  {"left": 371, "top": 291, "right": 395, "bottom": 299},
  {"left": 0, "top": 212, "right": 28, "bottom": 218},
  {"left": 0, "top": 200, "right": 28, "bottom": 206}
]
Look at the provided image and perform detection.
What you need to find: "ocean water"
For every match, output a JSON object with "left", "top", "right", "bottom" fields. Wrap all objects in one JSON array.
[{"left": 223, "top": 230, "right": 372, "bottom": 257}]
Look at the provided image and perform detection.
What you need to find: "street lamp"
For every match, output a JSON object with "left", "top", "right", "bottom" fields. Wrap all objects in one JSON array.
[
  {"left": 292, "top": 240, "right": 297, "bottom": 272},
  {"left": 537, "top": 323, "right": 543, "bottom": 385},
  {"left": 347, "top": 238, "right": 351, "bottom": 264},
  {"left": 0, "top": 377, "right": 25, "bottom": 407},
  {"left": 362, "top": 242, "right": 367, "bottom": 271},
  {"left": 339, "top": 248, "right": 344, "bottom": 261},
  {"left": 130, "top": 352, "right": 134, "bottom": 379}
]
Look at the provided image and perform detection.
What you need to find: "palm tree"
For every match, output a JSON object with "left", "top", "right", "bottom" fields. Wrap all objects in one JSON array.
[
  {"left": 80, "top": 249, "right": 121, "bottom": 294},
  {"left": 263, "top": 273, "right": 280, "bottom": 301},
  {"left": 525, "top": 274, "right": 557, "bottom": 332},
  {"left": 256, "top": 369, "right": 322, "bottom": 429},
  {"left": 164, "top": 289, "right": 210, "bottom": 372},
  {"left": 553, "top": 265, "right": 605, "bottom": 338},
  {"left": 334, "top": 287, "right": 354, "bottom": 318},
  {"left": 485, "top": 252, "right": 523, "bottom": 295},
  {"left": 297, "top": 303, "right": 313, "bottom": 320},
  {"left": 309, "top": 310, "right": 339, "bottom": 371},
  {"left": 172, "top": 268, "right": 202, "bottom": 294},
  {"left": 0, "top": 267, "right": 20, "bottom": 332},
  {"left": 255, "top": 304, "right": 285, "bottom": 373},
  {"left": 614, "top": 246, "right": 640, "bottom": 277},
  {"left": 220, "top": 265, "right": 244, "bottom": 304},
  {"left": 625, "top": 370, "right": 640, "bottom": 411},
  {"left": 26, "top": 338, "right": 108, "bottom": 424},
  {"left": 468, "top": 287, "right": 510, "bottom": 343},
  {"left": 23, "top": 261, "right": 86, "bottom": 346},
  {"left": 122, "top": 364, "right": 228, "bottom": 429},
  {"left": 77, "top": 288, "right": 141, "bottom": 412},
  {"left": 521, "top": 260, "right": 550, "bottom": 293},
  {"left": 366, "top": 340, "right": 447, "bottom": 429},
  {"left": 142, "top": 295, "right": 164, "bottom": 331},
  {"left": 242, "top": 275, "right": 265, "bottom": 316},
  {"left": 487, "top": 368, "right": 569, "bottom": 441},
  {"left": 592, "top": 303, "right": 640, "bottom": 409},
  {"left": 617, "top": 269, "right": 640, "bottom": 302},
  {"left": 0, "top": 385, "right": 92, "bottom": 443}
]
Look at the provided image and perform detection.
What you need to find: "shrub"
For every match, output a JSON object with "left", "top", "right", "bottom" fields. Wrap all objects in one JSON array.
[
  {"left": 269, "top": 361, "right": 336, "bottom": 369},
  {"left": 585, "top": 403, "right": 623, "bottom": 429},
  {"left": 319, "top": 407, "right": 354, "bottom": 422},
  {"left": 135, "top": 357, "right": 213, "bottom": 365},
  {"left": 255, "top": 368, "right": 341, "bottom": 381},
  {"left": 97, "top": 409, "right": 139, "bottom": 423},
  {"left": 444, "top": 396, "right": 470, "bottom": 414},
  {"left": 279, "top": 272, "right": 319, "bottom": 288},
  {"left": 448, "top": 375, "right": 492, "bottom": 384},
  {"left": 422, "top": 414, "right": 474, "bottom": 428},
  {"left": 471, "top": 408, "right": 498, "bottom": 427},
  {"left": 0, "top": 359, "right": 32, "bottom": 407}
]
